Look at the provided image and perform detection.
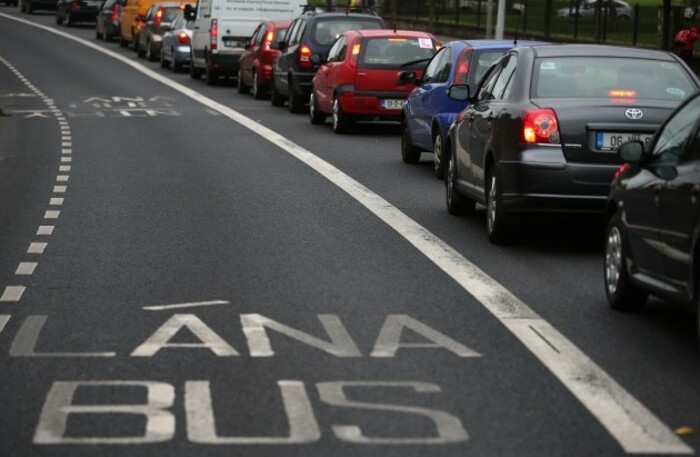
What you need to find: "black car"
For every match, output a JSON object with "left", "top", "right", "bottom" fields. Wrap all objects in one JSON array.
[
  {"left": 269, "top": 6, "right": 385, "bottom": 113},
  {"left": 444, "top": 44, "right": 699, "bottom": 243},
  {"left": 604, "top": 92, "right": 700, "bottom": 342},
  {"left": 56, "top": 0, "right": 103, "bottom": 25},
  {"left": 95, "top": 0, "right": 123, "bottom": 41}
]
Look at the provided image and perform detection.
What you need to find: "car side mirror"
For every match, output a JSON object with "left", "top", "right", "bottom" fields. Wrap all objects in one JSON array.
[
  {"left": 618, "top": 140, "right": 647, "bottom": 164},
  {"left": 183, "top": 4, "right": 196, "bottom": 21},
  {"left": 448, "top": 84, "right": 471, "bottom": 101},
  {"left": 397, "top": 71, "right": 417, "bottom": 86}
]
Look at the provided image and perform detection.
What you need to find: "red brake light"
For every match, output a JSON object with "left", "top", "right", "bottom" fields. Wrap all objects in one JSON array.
[
  {"left": 154, "top": 6, "right": 163, "bottom": 26},
  {"left": 210, "top": 18, "right": 218, "bottom": 51},
  {"left": 349, "top": 42, "right": 361, "bottom": 67},
  {"left": 177, "top": 31, "right": 190, "bottom": 45},
  {"left": 110, "top": 2, "right": 120, "bottom": 20},
  {"left": 454, "top": 48, "right": 472, "bottom": 84},
  {"left": 614, "top": 163, "right": 630, "bottom": 179},
  {"left": 299, "top": 44, "right": 312, "bottom": 68},
  {"left": 521, "top": 108, "right": 560, "bottom": 144},
  {"left": 265, "top": 31, "right": 274, "bottom": 43}
]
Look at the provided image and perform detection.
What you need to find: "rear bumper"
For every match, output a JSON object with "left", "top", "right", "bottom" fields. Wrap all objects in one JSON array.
[
  {"left": 210, "top": 52, "right": 240, "bottom": 75},
  {"left": 338, "top": 89, "right": 408, "bottom": 118},
  {"left": 498, "top": 146, "right": 618, "bottom": 213}
]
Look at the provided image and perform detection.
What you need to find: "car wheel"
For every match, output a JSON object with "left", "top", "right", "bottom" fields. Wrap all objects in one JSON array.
[
  {"left": 65, "top": 11, "right": 73, "bottom": 26},
  {"left": 604, "top": 212, "right": 648, "bottom": 311},
  {"left": 56, "top": 12, "right": 62, "bottom": 24},
  {"left": 309, "top": 92, "right": 326, "bottom": 125},
  {"left": 189, "top": 53, "right": 203, "bottom": 79},
  {"left": 136, "top": 38, "right": 146, "bottom": 57},
  {"left": 486, "top": 165, "right": 511, "bottom": 244},
  {"left": 119, "top": 35, "right": 128, "bottom": 48},
  {"left": 147, "top": 41, "right": 157, "bottom": 62},
  {"left": 159, "top": 48, "right": 169, "bottom": 68},
  {"left": 400, "top": 119, "right": 421, "bottom": 164},
  {"left": 26, "top": 2, "right": 32, "bottom": 13},
  {"left": 103, "top": 27, "right": 110, "bottom": 42},
  {"left": 252, "top": 72, "right": 265, "bottom": 100},
  {"left": 270, "top": 78, "right": 285, "bottom": 107},
  {"left": 433, "top": 132, "right": 447, "bottom": 179},
  {"left": 446, "top": 148, "right": 475, "bottom": 216},
  {"left": 237, "top": 69, "right": 250, "bottom": 94},
  {"left": 288, "top": 79, "right": 306, "bottom": 113},
  {"left": 332, "top": 97, "right": 352, "bottom": 134},
  {"left": 205, "top": 60, "right": 218, "bottom": 86}
]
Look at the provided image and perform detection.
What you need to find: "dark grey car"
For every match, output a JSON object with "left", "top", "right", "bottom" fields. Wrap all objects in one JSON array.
[
  {"left": 135, "top": 2, "right": 184, "bottom": 61},
  {"left": 95, "top": 0, "right": 123, "bottom": 41}
]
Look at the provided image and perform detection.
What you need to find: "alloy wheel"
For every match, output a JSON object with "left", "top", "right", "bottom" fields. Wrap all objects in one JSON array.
[
  {"left": 605, "top": 226, "right": 623, "bottom": 295},
  {"left": 433, "top": 134, "right": 443, "bottom": 178},
  {"left": 487, "top": 174, "right": 497, "bottom": 234},
  {"left": 332, "top": 99, "right": 339, "bottom": 131}
]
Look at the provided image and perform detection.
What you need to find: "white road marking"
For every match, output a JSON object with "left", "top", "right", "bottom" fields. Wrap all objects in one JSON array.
[
  {"left": 0, "top": 286, "right": 26, "bottom": 302},
  {"left": 44, "top": 211, "right": 60, "bottom": 219},
  {"left": 37, "top": 226, "right": 54, "bottom": 235},
  {"left": 142, "top": 300, "right": 230, "bottom": 311},
  {"left": 53, "top": 186, "right": 67, "bottom": 193},
  {"left": 0, "top": 315, "right": 9, "bottom": 334},
  {"left": 1, "top": 14, "right": 691, "bottom": 454},
  {"left": 61, "top": 142, "right": 71, "bottom": 148},
  {"left": 61, "top": 136, "right": 70, "bottom": 141},
  {"left": 61, "top": 157, "right": 71, "bottom": 163},
  {"left": 56, "top": 175, "right": 69, "bottom": 182},
  {"left": 16, "top": 262, "right": 38, "bottom": 276},
  {"left": 27, "top": 242, "right": 47, "bottom": 254},
  {"left": 61, "top": 149, "right": 71, "bottom": 154},
  {"left": 59, "top": 165, "right": 70, "bottom": 172},
  {"left": 49, "top": 198, "right": 63, "bottom": 205}
]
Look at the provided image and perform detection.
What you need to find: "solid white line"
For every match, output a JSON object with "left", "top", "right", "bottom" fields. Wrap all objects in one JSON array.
[
  {"left": 143, "top": 300, "right": 230, "bottom": 311},
  {"left": 15, "top": 262, "right": 37, "bottom": 276},
  {"left": 53, "top": 185, "right": 67, "bottom": 193},
  {"left": 27, "top": 242, "right": 47, "bottom": 254},
  {"left": 0, "top": 286, "right": 25, "bottom": 302},
  {"left": 37, "top": 226, "right": 54, "bottom": 235},
  {"left": 2, "top": 13, "right": 689, "bottom": 455},
  {"left": 49, "top": 198, "right": 64, "bottom": 205},
  {"left": 44, "top": 211, "right": 60, "bottom": 219}
]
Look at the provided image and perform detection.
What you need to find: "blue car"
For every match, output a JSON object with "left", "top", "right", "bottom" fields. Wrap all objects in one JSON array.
[{"left": 401, "top": 40, "right": 545, "bottom": 179}]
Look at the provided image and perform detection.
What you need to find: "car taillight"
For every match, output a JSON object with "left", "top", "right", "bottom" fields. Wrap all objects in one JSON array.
[
  {"left": 154, "top": 6, "right": 163, "bottom": 26},
  {"left": 299, "top": 44, "right": 312, "bottom": 68},
  {"left": 210, "top": 18, "right": 217, "bottom": 51},
  {"left": 110, "top": 2, "right": 120, "bottom": 20},
  {"left": 349, "top": 43, "right": 361, "bottom": 67},
  {"left": 454, "top": 48, "right": 472, "bottom": 84},
  {"left": 521, "top": 108, "right": 560, "bottom": 144},
  {"left": 177, "top": 31, "right": 190, "bottom": 45},
  {"left": 70, "top": 0, "right": 79, "bottom": 9}
]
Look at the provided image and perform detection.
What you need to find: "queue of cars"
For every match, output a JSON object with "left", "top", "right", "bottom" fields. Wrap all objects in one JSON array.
[{"left": 10, "top": 1, "right": 700, "bottom": 341}]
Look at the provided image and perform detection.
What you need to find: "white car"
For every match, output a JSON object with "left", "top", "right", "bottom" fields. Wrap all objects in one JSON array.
[{"left": 557, "top": 0, "right": 634, "bottom": 20}]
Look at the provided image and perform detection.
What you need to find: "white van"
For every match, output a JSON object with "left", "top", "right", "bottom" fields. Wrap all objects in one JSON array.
[{"left": 186, "top": 0, "right": 302, "bottom": 85}]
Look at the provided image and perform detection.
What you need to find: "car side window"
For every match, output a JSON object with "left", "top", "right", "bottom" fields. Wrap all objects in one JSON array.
[
  {"left": 686, "top": 128, "right": 700, "bottom": 162},
  {"left": 491, "top": 55, "right": 517, "bottom": 100},
  {"left": 422, "top": 48, "right": 448, "bottom": 84},
  {"left": 326, "top": 36, "right": 343, "bottom": 62},
  {"left": 255, "top": 25, "right": 267, "bottom": 46},
  {"left": 434, "top": 47, "right": 453, "bottom": 83},
  {"left": 144, "top": 5, "right": 155, "bottom": 19},
  {"left": 250, "top": 24, "right": 262, "bottom": 46},
  {"left": 335, "top": 36, "right": 348, "bottom": 62},
  {"left": 653, "top": 96, "right": 700, "bottom": 165},
  {"left": 286, "top": 20, "right": 301, "bottom": 46},
  {"left": 476, "top": 65, "right": 503, "bottom": 102}
]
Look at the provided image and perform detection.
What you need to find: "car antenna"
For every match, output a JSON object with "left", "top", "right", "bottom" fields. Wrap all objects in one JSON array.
[{"left": 513, "top": 8, "right": 521, "bottom": 46}]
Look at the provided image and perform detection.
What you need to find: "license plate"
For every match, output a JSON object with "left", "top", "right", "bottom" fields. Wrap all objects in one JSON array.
[
  {"left": 595, "top": 132, "right": 653, "bottom": 151},
  {"left": 381, "top": 99, "right": 405, "bottom": 110},
  {"left": 85, "top": 1, "right": 100, "bottom": 6},
  {"left": 222, "top": 39, "right": 245, "bottom": 48}
]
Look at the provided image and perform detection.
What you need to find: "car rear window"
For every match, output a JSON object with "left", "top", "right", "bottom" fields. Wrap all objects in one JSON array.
[
  {"left": 471, "top": 51, "right": 503, "bottom": 84},
  {"left": 359, "top": 37, "right": 437, "bottom": 69},
  {"left": 162, "top": 6, "right": 183, "bottom": 22},
  {"left": 311, "top": 18, "right": 383, "bottom": 46},
  {"left": 532, "top": 57, "right": 696, "bottom": 101}
]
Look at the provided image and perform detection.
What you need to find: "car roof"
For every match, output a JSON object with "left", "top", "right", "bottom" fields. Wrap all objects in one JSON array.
[
  {"left": 355, "top": 29, "right": 434, "bottom": 38},
  {"left": 304, "top": 12, "right": 383, "bottom": 21},
  {"left": 531, "top": 44, "right": 677, "bottom": 60},
  {"left": 267, "top": 19, "right": 291, "bottom": 27},
  {"left": 452, "top": 39, "right": 548, "bottom": 50}
]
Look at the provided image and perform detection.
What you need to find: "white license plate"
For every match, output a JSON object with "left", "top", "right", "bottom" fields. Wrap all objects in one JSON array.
[
  {"left": 381, "top": 99, "right": 405, "bottom": 110},
  {"left": 595, "top": 132, "right": 653, "bottom": 151},
  {"left": 85, "top": 1, "right": 100, "bottom": 6},
  {"left": 222, "top": 40, "right": 245, "bottom": 48}
]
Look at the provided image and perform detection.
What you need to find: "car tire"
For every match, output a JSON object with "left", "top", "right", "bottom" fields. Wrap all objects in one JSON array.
[
  {"left": 119, "top": 35, "right": 128, "bottom": 48},
  {"left": 433, "top": 132, "right": 447, "bottom": 179},
  {"left": 237, "top": 69, "right": 250, "bottom": 94},
  {"left": 400, "top": 119, "right": 421, "bottom": 164},
  {"left": 205, "top": 60, "right": 218, "bottom": 86},
  {"left": 103, "top": 27, "right": 110, "bottom": 42},
  {"left": 56, "top": 12, "right": 62, "bottom": 24},
  {"left": 604, "top": 212, "right": 648, "bottom": 311},
  {"left": 25, "top": 2, "right": 32, "bottom": 13},
  {"left": 332, "top": 97, "right": 352, "bottom": 134},
  {"left": 95, "top": 27, "right": 101, "bottom": 40},
  {"left": 147, "top": 41, "right": 157, "bottom": 62},
  {"left": 252, "top": 72, "right": 265, "bottom": 100},
  {"left": 270, "top": 78, "right": 285, "bottom": 107},
  {"left": 159, "top": 48, "right": 169, "bottom": 68},
  {"left": 485, "top": 165, "right": 512, "bottom": 244},
  {"left": 288, "top": 79, "right": 306, "bottom": 114},
  {"left": 309, "top": 92, "right": 326, "bottom": 125},
  {"left": 190, "top": 60, "right": 203, "bottom": 79},
  {"left": 446, "top": 147, "right": 475, "bottom": 216},
  {"left": 65, "top": 11, "right": 73, "bottom": 26},
  {"left": 136, "top": 39, "right": 146, "bottom": 58}
]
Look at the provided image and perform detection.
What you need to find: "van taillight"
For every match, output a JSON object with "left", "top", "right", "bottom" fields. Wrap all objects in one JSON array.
[
  {"left": 110, "top": 2, "right": 120, "bottom": 20},
  {"left": 210, "top": 18, "right": 218, "bottom": 51},
  {"left": 521, "top": 108, "right": 560, "bottom": 144},
  {"left": 299, "top": 44, "right": 312, "bottom": 68},
  {"left": 177, "top": 31, "right": 190, "bottom": 45},
  {"left": 154, "top": 6, "right": 163, "bottom": 26}
]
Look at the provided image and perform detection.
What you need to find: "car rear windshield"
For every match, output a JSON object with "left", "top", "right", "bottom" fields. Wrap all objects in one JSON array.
[
  {"left": 311, "top": 18, "right": 383, "bottom": 46},
  {"left": 359, "top": 37, "right": 437, "bottom": 69},
  {"left": 471, "top": 51, "right": 503, "bottom": 84},
  {"left": 275, "top": 28, "right": 288, "bottom": 42},
  {"left": 162, "top": 6, "right": 184, "bottom": 23},
  {"left": 532, "top": 57, "right": 696, "bottom": 100}
]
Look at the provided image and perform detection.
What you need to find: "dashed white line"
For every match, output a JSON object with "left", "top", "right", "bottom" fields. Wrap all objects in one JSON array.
[
  {"left": 27, "top": 242, "right": 47, "bottom": 254},
  {"left": 44, "top": 210, "right": 60, "bottom": 219},
  {"left": 61, "top": 149, "right": 71, "bottom": 154},
  {"left": 49, "top": 198, "right": 64, "bottom": 206},
  {"left": 0, "top": 286, "right": 26, "bottom": 302},
  {"left": 15, "top": 263, "right": 37, "bottom": 276},
  {"left": 53, "top": 185, "right": 67, "bottom": 193},
  {"left": 56, "top": 175, "right": 69, "bottom": 182},
  {"left": 37, "top": 226, "right": 54, "bottom": 235},
  {"left": 58, "top": 165, "right": 70, "bottom": 172},
  {"left": 60, "top": 157, "right": 71, "bottom": 163}
]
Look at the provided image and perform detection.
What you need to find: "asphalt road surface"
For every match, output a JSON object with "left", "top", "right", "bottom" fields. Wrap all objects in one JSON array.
[{"left": 0, "top": 8, "right": 699, "bottom": 456}]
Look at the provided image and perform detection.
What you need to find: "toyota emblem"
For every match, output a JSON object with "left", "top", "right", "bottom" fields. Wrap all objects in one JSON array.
[{"left": 625, "top": 108, "right": 643, "bottom": 120}]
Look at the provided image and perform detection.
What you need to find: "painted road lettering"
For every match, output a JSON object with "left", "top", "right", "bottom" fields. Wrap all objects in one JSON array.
[{"left": 34, "top": 380, "right": 468, "bottom": 445}]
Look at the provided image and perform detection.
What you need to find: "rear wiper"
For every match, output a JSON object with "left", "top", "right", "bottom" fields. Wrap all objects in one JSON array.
[{"left": 399, "top": 58, "right": 432, "bottom": 68}]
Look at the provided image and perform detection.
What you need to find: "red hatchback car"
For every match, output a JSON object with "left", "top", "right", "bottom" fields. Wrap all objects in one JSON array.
[
  {"left": 238, "top": 20, "right": 291, "bottom": 99},
  {"left": 309, "top": 29, "right": 439, "bottom": 133}
]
